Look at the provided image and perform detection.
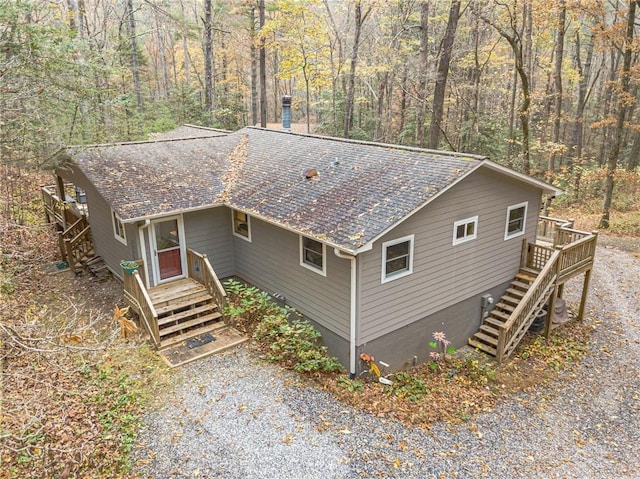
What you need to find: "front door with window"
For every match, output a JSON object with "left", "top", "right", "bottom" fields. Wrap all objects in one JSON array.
[{"left": 152, "top": 217, "right": 185, "bottom": 283}]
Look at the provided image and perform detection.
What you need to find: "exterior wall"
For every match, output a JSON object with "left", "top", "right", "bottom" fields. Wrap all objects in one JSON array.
[
  {"left": 233, "top": 216, "right": 351, "bottom": 340},
  {"left": 357, "top": 280, "right": 511, "bottom": 372},
  {"left": 57, "top": 166, "right": 137, "bottom": 278},
  {"left": 184, "top": 207, "right": 234, "bottom": 278},
  {"left": 358, "top": 167, "right": 542, "bottom": 346}
]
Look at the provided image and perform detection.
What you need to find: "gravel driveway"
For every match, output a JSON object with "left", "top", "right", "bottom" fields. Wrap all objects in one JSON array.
[{"left": 136, "top": 243, "right": 640, "bottom": 478}]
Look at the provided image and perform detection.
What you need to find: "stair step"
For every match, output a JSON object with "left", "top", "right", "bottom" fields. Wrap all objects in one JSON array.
[
  {"left": 491, "top": 310, "right": 511, "bottom": 321},
  {"left": 505, "top": 287, "right": 526, "bottom": 298},
  {"left": 516, "top": 272, "right": 537, "bottom": 283},
  {"left": 159, "top": 312, "right": 224, "bottom": 336},
  {"left": 495, "top": 302, "right": 515, "bottom": 312},
  {"left": 485, "top": 317, "right": 506, "bottom": 328},
  {"left": 151, "top": 283, "right": 208, "bottom": 304},
  {"left": 158, "top": 302, "right": 218, "bottom": 326},
  {"left": 159, "top": 323, "right": 227, "bottom": 349},
  {"left": 155, "top": 292, "right": 213, "bottom": 316},
  {"left": 480, "top": 324, "right": 500, "bottom": 337},
  {"left": 468, "top": 338, "right": 497, "bottom": 356},
  {"left": 501, "top": 295, "right": 521, "bottom": 306},
  {"left": 472, "top": 332, "right": 499, "bottom": 346},
  {"left": 511, "top": 280, "right": 532, "bottom": 290},
  {"left": 520, "top": 266, "right": 540, "bottom": 276}
]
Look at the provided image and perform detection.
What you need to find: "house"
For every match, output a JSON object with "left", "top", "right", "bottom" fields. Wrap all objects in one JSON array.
[{"left": 45, "top": 123, "right": 597, "bottom": 375}]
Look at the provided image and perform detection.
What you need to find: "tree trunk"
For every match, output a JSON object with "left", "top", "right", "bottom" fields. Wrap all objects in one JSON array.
[
  {"left": 600, "top": 0, "right": 636, "bottom": 229},
  {"left": 126, "top": 0, "right": 143, "bottom": 114},
  {"left": 570, "top": 30, "right": 594, "bottom": 165},
  {"left": 549, "top": 0, "right": 566, "bottom": 175},
  {"left": 180, "top": 0, "right": 191, "bottom": 88},
  {"left": 259, "top": 0, "right": 267, "bottom": 127},
  {"left": 626, "top": 129, "right": 640, "bottom": 171},
  {"left": 250, "top": 7, "right": 258, "bottom": 126},
  {"left": 203, "top": 0, "right": 214, "bottom": 123},
  {"left": 428, "top": 0, "right": 461, "bottom": 149},
  {"left": 415, "top": 0, "right": 429, "bottom": 146},
  {"left": 481, "top": 5, "right": 532, "bottom": 173},
  {"left": 344, "top": 1, "right": 369, "bottom": 138}
]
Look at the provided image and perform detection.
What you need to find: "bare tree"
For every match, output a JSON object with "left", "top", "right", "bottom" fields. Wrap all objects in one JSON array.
[
  {"left": 428, "top": 0, "right": 461, "bottom": 149},
  {"left": 344, "top": 0, "right": 371, "bottom": 138},
  {"left": 600, "top": 0, "right": 636, "bottom": 228}
]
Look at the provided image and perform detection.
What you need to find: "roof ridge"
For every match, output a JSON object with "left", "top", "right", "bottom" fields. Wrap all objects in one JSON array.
[
  {"left": 183, "top": 124, "right": 233, "bottom": 133},
  {"left": 67, "top": 133, "right": 230, "bottom": 150},
  {"left": 244, "top": 126, "right": 486, "bottom": 161}
]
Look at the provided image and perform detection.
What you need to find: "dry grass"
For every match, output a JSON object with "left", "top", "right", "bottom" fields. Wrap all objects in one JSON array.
[
  {"left": 314, "top": 321, "right": 593, "bottom": 429},
  {"left": 1, "top": 170, "right": 170, "bottom": 479}
]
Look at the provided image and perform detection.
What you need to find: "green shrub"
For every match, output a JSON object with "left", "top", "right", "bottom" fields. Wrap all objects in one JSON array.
[
  {"left": 389, "top": 371, "right": 428, "bottom": 402},
  {"left": 225, "top": 280, "right": 343, "bottom": 374}
]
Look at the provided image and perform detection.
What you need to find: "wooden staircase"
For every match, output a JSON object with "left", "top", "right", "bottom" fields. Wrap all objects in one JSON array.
[
  {"left": 468, "top": 269, "right": 538, "bottom": 356},
  {"left": 148, "top": 278, "right": 226, "bottom": 349}
]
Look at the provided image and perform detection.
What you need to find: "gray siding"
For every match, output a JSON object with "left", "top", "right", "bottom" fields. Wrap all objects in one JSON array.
[
  {"left": 58, "top": 166, "right": 137, "bottom": 277},
  {"left": 184, "top": 207, "right": 234, "bottom": 278},
  {"left": 233, "top": 216, "right": 351, "bottom": 339},
  {"left": 357, "top": 280, "right": 512, "bottom": 372},
  {"left": 359, "top": 168, "right": 542, "bottom": 343}
]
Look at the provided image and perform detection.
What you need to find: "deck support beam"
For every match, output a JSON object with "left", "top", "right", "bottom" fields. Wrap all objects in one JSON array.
[{"left": 577, "top": 268, "right": 592, "bottom": 321}]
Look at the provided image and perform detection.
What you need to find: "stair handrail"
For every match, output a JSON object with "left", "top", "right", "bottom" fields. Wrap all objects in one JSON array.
[
  {"left": 64, "top": 224, "right": 92, "bottom": 268},
  {"left": 186, "top": 248, "right": 227, "bottom": 313},
  {"left": 123, "top": 269, "right": 160, "bottom": 348},
  {"left": 496, "top": 248, "right": 561, "bottom": 363}
]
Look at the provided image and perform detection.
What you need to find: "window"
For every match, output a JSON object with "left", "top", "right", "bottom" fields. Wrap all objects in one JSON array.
[
  {"left": 232, "top": 209, "right": 251, "bottom": 241},
  {"left": 504, "top": 202, "right": 528, "bottom": 240},
  {"left": 381, "top": 235, "right": 414, "bottom": 283},
  {"left": 112, "top": 210, "right": 127, "bottom": 245},
  {"left": 453, "top": 216, "right": 478, "bottom": 245},
  {"left": 300, "top": 236, "right": 326, "bottom": 275}
]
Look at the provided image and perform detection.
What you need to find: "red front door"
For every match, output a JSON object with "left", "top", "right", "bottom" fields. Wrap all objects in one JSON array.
[{"left": 154, "top": 219, "right": 183, "bottom": 281}]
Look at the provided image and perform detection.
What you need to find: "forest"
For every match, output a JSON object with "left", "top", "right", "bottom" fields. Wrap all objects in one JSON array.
[{"left": 1, "top": 0, "right": 640, "bottom": 230}]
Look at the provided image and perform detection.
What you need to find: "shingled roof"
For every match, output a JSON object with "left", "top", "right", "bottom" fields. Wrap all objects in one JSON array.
[{"left": 61, "top": 126, "right": 558, "bottom": 253}]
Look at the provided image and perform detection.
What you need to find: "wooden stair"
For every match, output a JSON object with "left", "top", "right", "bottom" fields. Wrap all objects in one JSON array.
[
  {"left": 468, "top": 270, "right": 538, "bottom": 357},
  {"left": 148, "top": 278, "right": 226, "bottom": 350}
]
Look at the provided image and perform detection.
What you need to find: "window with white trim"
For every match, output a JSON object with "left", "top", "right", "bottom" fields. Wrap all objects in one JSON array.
[
  {"left": 112, "top": 210, "right": 127, "bottom": 245},
  {"left": 232, "top": 209, "right": 251, "bottom": 241},
  {"left": 300, "top": 236, "right": 326, "bottom": 275},
  {"left": 381, "top": 234, "right": 414, "bottom": 283},
  {"left": 504, "top": 202, "right": 528, "bottom": 240},
  {"left": 453, "top": 216, "right": 478, "bottom": 245}
]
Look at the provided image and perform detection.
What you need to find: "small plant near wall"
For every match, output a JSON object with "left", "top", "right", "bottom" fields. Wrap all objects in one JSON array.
[
  {"left": 224, "top": 279, "right": 343, "bottom": 374},
  {"left": 428, "top": 331, "right": 456, "bottom": 370}
]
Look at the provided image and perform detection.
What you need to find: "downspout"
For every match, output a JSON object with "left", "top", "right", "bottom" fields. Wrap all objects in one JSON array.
[
  {"left": 138, "top": 219, "right": 151, "bottom": 289},
  {"left": 334, "top": 248, "right": 357, "bottom": 378}
]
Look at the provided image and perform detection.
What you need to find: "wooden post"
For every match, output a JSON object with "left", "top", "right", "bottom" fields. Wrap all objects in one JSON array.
[
  {"left": 577, "top": 268, "right": 592, "bottom": 321},
  {"left": 544, "top": 288, "right": 556, "bottom": 339},
  {"left": 520, "top": 238, "right": 528, "bottom": 269},
  {"left": 55, "top": 175, "right": 67, "bottom": 230},
  {"left": 544, "top": 245, "right": 564, "bottom": 338},
  {"left": 57, "top": 231, "right": 67, "bottom": 262}
]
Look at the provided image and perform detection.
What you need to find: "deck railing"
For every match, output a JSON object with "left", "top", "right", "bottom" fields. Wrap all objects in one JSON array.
[
  {"left": 42, "top": 185, "right": 85, "bottom": 228},
  {"left": 537, "top": 215, "right": 574, "bottom": 246},
  {"left": 186, "top": 248, "right": 227, "bottom": 312},
  {"left": 123, "top": 265, "right": 160, "bottom": 348},
  {"left": 497, "top": 249, "right": 560, "bottom": 363},
  {"left": 496, "top": 221, "right": 598, "bottom": 363},
  {"left": 42, "top": 186, "right": 66, "bottom": 226},
  {"left": 63, "top": 217, "right": 93, "bottom": 268}
]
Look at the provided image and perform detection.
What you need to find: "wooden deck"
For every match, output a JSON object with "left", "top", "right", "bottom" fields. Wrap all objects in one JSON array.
[
  {"left": 469, "top": 217, "right": 598, "bottom": 364},
  {"left": 122, "top": 250, "right": 243, "bottom": 364},
  {"left": 42, "top": 184, "right": 102, "bottom": 272}
]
